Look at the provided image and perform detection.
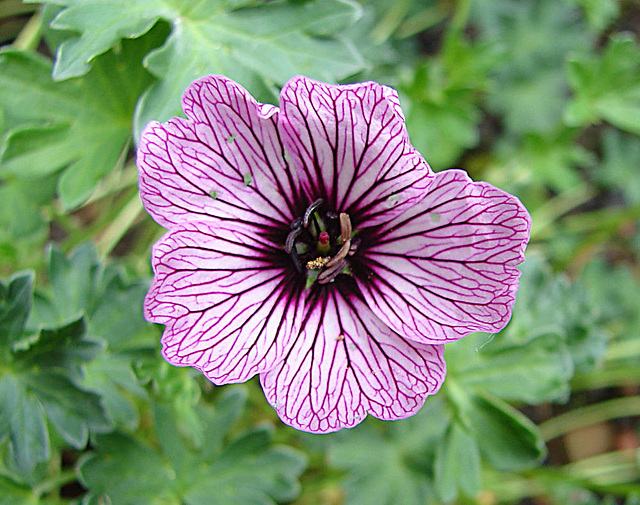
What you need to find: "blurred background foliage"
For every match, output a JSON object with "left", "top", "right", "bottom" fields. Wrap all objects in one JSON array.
[{"left": 0, "top": 0, "right": 639, "bottom": 503}]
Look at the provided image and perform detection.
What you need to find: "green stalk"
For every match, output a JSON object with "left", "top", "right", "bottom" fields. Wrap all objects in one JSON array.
[
  {"left": 32, "top": 469, "right": 77, "bottom": 497},
  {"left": 529, "top": 185, "right": 594, "bottom": 240},
  {"left": 563, "top": 449, "right": 640, "bottom": 486},
  {"left": 371, "top": 0, "right": 413, "bottom": 43},
  {"left": 485, "top": 454, "right": 640, "bottom": 504},
  {"left": 539, "top": 396, "right": 640, "bottom": 441},
  {"left": 96, "top": 193, "right": 143, "bottom": 257},
  {"left": 572, "top": 365, "right": 640, "bottom": 391},
  {"left": 562, "top": 204, "right": 640, "bottom": 235},
  {"left": 12, "top": 11, "right": 42, "bottom": 51},
  {"left": 84, "top": 159, "right": 138, "bottom": 207},
  {"left": 448, "top": 0, "right": 473, "bottom": 36}
]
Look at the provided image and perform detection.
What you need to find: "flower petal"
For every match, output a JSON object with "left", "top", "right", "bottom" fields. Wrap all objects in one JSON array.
[
  {"left": 261, "top": 288, "right": 445, "bottom": 433},
  {"left": 278, "top": 76, "right": 433, "bottom": 226},
  {"left": 145, "top": 221, "right": 304, "bottom": 383},
  {"left": 138, "top": 75, "right": 300, "bottom": 230},
  {"left": 357, "top": 169, "right": 531, "bottom": 344}
]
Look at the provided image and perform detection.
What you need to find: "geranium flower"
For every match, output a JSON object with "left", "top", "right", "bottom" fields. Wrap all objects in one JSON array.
[{"left": 138, "top": 75, "right": 531, "bottom": 433}]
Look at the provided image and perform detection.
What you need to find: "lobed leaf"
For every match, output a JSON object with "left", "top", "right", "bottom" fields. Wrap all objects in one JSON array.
[
  {"left": 565, "top": 34, "right": 640, "bottom": 134},
  {"left": 30, "top": 243, "right": 154, "bottom": 429},
  {"left": 0, "top": 272, "right": 33, "bottom": 348},
  {"left": 329, "top": 400, "right": 449, "bottom": 505},
  {"left": 472, "top": 0, "right": 592, "bottom": 135},
  {"left": 79, "top": 388, "right": 307, "bottom": 505},
  {"left": 434, "top": 423, "right": 481, "bottom": 502},
  {"left": 0, "top": 272, "right": 110, "bottom": 474},
  {"left": 0, "top": 35, "right": 155, "bottom": 209},
  {"left": 37, "top": 0, "right": 366, "bottom": 136}
]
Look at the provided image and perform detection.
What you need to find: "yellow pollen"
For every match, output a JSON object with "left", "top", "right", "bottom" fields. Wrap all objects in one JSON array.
[{"left": 306, "top": 257, "right": 330, "bottom": 270}]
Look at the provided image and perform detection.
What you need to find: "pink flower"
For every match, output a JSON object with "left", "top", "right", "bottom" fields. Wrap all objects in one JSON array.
[{"left": 138, "top": 75, "right": 531, "bottom": 433}]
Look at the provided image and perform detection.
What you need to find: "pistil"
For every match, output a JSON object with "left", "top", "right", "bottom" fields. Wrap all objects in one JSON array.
[{"left": 286, "top": 201, "right": 356, "bottom": 285}]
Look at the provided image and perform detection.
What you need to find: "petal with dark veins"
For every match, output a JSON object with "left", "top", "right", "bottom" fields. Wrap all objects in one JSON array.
[
  {"left": 357, "top": 169, "right": 531, "bottom": 344},
  {"left": 145, "top": 221, "right": 303, "bottom": 384},
  {"left": 278, "top": 76, "right": 433, "bottom": 226},
  {"left": 138, "top": 75, "right": 299, "bottom": 230},
  {"left": 261, "top": 288, "right": 445, "bottom": 433}
]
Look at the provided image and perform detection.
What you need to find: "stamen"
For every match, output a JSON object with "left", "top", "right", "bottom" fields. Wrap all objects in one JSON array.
[
  {"left": 325, "top": 239, "right": 350, "bottom": 268},
  {"left": 303, "top": 198, "right": 324, "bottom": 227},
  {"left": 290, "top": 249, "right": 302, "bottom": 273},
  {"left": 285, "top": 227, "right": 302, "bottom": 253},
  {"left": 306, "top": 257, "right": 330, "bottom": 270},
  {"left": 339, "top": 213, "right": 352, "bottom": 243},
  {"left": 349, "top": 238, "right": 359, "bottom": 256},
  {"left": 317, "top": 258, "right": 347, "bottom": 284}
]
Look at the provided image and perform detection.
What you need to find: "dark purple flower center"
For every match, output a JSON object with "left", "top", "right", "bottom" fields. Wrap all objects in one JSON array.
[{"left": 285, "top": 199, "right": 358, "bottom": 285}]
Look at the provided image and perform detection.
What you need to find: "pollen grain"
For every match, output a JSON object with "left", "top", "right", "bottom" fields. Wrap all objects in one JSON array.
[{"left": 306, "top": 257, "right": 330, "bottom": 270}]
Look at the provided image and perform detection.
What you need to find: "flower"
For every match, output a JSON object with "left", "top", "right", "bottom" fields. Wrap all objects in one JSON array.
[{"left": 138, "top": 75, "right": 531, "bottom": 433}]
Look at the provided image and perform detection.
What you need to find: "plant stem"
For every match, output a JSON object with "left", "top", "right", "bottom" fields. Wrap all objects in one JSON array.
[
  {"left": 96, "top": 194, "right": 143, "bottom": 257},
  {"left": 529, "top": 185, "right": 594, "bottom": 240},
  {"left": 12, "top": 11, "right": 41, "bottom": 51},
  {"left": 539, "top": 396, "right": 640, "bottom": 441},
  {"left": 33, "top": 469, "right": 77, "bottom": 497}
]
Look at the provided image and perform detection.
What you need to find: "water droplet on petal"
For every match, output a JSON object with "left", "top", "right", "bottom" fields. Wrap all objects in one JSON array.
[{"left": 386, "top": 194, "right": 400, "bottom": 207}]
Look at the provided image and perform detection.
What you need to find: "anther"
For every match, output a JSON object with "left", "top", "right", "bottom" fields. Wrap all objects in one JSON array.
[
  {"left": 306, "top": 257, "right": 330, "bottom": 270},
  {"left": 339, "top": 213, "right": 352, "bottom": 243},
  {"left": 317, "top": 258, "right": 347, "bottom": 284},
  {"left": 325, "top": 239, "right": 350, "bottom": 269},
  {"left": 285, "top": 227, "right": 302, "bottom": 253},
  {"left": 303, "top": 198, "right": 324, "bottom": 227}
]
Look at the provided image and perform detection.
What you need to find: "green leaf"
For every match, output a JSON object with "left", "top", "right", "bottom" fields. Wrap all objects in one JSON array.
[
  {"left": 79, "top": 432, "right": 176, "bottom": 504},
  {"left": 597, "top": 128, "right": 640, "bottom": 205},
  {"left": 24, "top": 372, "right": 109, "bottom": 449},
  {"left": 472, "top": 0, "right": 592, "bottom": 135},
  {"left": 401, "top": 38, "right": 498, "bottom": 169},
  {"left": 472, "top": 394, "right": 546, "bottom": 471},
  {"left": 39, "top": 0, "right": 365, "bottom": 133},
  {"left": 0, "top": 272, "right": 110, "bottom": 473},
  {"left": 434, "top": 423, "right": 481, "bottom": 503},
  {"left": 79, "top": 388, "right": 307, "bottom": 505},
  {"left": 0, "top": 34, "right": 155, "bottom": 208},
  {"left": 447, "top": 384, "right": 546, "bottom": 472},
  {"left": 565, "top": 34, "right": 640, "bottom": 134},
  {"left": 14, "top": 318, "right": 101, "bottom": 378},
  {"left": 7, "top": 319, "right": 110, "bottom": 453},
  {"left": 0, "top": 475, "right": 37, "bottom": 505},
  {"left": 0, "top": 375, "right": 49, "bottom": 474},
  {"left": 501, "top": 129, "right": 593, "bottom": 193},
  {"left": 0, "top": 175, "right": 56, "bottom": 239},
  {"left": 29, "top": 243, "right": 154, "bottom": 429},
  {"left": 448, "top": 332, "right": 574, "bottom": 404},
  {"left": 493, "top": 255, "right": 607, "bottom": 374},
  {"left": 573, "top": 0, "right": 619, "bottom": 33},
  {"left": 329, "top": 399, "right": 449, "bottom": 505},
  {"left": 0, "top": 271, "right": 33, "bottom": 348}
]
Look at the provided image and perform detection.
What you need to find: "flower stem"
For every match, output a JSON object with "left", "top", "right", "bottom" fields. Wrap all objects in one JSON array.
[
  {"left": 12, "top": 11, "right": 42, "bottom": 51},
  {"left": 32, "top": 469, "right": 77, "bottom": 497},
  {"left": 448, "top": 0, "right": 473, "bottom": 37},
  {"left": 96, "top": 193, "right": 143, "bottom": 257},
  {"left": 539, "top": 396, "right": 640, "bottom": 441},
  {"left": 529, "top": 185, "right": 594, "bottom": 240}
]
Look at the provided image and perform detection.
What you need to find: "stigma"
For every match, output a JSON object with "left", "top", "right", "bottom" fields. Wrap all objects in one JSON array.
[{"left": 285, "top": 200, "right": 357, "bottom": 285}]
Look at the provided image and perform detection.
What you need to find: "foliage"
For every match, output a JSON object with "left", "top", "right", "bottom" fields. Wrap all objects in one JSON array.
[{"left": 1, "top": 0, "right": 640, "bottom": 503}]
